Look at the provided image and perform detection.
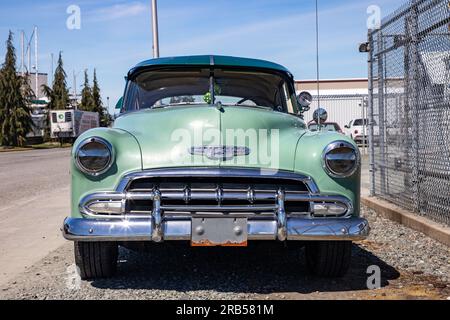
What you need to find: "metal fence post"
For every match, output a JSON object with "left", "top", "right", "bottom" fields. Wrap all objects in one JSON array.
[
  {"left": 377, "top": 31, "right": 387, "bottom": 195},
  {"left": 406, "top": 2, "right": 421, "bottom": 213},
  {"left": 362, "top": 97, "right": 368, "bottom": 155},
  {"left": 368, "top": 30, "right": 376, "bottom": 197}
]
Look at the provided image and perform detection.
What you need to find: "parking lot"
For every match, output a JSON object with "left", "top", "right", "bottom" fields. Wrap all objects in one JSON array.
[{"left": 0, "top": 148, "right": 448, "bottom": 300}]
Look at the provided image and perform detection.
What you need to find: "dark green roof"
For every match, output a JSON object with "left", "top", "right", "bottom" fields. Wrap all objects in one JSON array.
[{"left": 129, "top": 55, "right": 292, "bottom": 77}]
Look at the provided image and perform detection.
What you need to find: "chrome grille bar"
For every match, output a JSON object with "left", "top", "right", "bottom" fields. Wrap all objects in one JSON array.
[
  {"left": 161, "top": 204, "right": 278, "bottom": 212},
  {"left": 81, "top": 191, "right": 352, "bottom": 217}
]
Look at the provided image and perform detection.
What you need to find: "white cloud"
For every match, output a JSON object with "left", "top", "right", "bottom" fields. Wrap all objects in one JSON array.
[{"left": 89, "top": 2, "right": 148, "bottom": 22}]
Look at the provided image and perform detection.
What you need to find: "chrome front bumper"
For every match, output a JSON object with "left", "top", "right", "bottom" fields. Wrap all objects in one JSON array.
[
  {"left": 62, "top": 217, "right": 369, "bottom": 242},
  {"left": 66, "top": 168, "right": 369, "bottom": 243}
]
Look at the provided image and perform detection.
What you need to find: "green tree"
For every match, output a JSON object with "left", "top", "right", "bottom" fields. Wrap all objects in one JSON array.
[
  {"left": 41, "top": 52, "right": 69, "bottom": 110},
  {"left": 80, "top": 70, "right": 94, "bottom": 111},
  {"left": 0, "top": 31, "right": 33, "bottom": 147},
  {"left": 41, "top": 52, "right": 69, "bottom": 140},
  {"left": 92, "top": 69, "right": 111, "bottom": 127}
]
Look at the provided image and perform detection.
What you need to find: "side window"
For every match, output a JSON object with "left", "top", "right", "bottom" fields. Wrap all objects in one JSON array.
[
  {"left": 122, "top": 81, "right": 138, "bottom": 113},
  {"left": 281, "top": 82, "right": 299, "bottom": 115}
]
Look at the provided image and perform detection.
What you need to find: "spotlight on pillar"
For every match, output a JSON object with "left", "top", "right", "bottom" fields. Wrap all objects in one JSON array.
[{"left": 359, "top": 42, "right": 371, "bottom": 53}]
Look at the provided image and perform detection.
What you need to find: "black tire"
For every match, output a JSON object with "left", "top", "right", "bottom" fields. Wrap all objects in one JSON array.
[
  {"left": 74, "top": 242, "right": 118, "bottom": 280},
  {"left": 305, "top": 241, "right": 352, "bottom": 277}
]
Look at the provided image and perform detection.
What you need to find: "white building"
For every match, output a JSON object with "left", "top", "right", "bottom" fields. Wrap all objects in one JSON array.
[{"left": 295, "top": 79, "right": 368, "bottom": 127}]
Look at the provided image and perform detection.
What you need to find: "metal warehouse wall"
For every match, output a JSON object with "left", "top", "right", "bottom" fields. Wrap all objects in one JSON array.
[{"left": 303, "top": 95, "right": 368, "bottom": 128}]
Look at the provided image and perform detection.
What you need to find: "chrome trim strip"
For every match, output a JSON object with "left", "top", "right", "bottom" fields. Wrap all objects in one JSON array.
[
  {"left": 62, "top": 217, "right": 369, "bottom": 242},
  {"left": 115, "top": 167, "right": 320, "bottom": 194},
  {"left": 79, "top": 191, "right": 354, "bottom": 218}
]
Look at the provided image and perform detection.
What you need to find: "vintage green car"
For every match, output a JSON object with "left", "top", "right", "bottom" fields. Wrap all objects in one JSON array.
[{"left": 63, "top": 55, "right": 369, "bottom": 279}]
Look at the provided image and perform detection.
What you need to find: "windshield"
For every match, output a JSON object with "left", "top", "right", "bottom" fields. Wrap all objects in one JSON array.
[
  {"left": 309, "top": 123, "right": 340, "bottom": 132},
  {"left": 122, "top": 68, "right": 298, "bottom": 114},
  {"left": 353, "top": 119, "right": 368, "bottom": 126}
]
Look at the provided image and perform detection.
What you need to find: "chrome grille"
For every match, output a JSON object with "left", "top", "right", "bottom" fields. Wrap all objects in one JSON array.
[
  {"left": 80, "top": 169, "right": 353, "bottom": 222},
  {"left": 127, "top": 177, "right": 311, "bottom": 216}
]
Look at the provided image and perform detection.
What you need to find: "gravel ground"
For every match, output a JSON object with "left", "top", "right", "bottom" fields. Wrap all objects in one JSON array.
[{"left": 1, "top": 206, "right": 448, "bottom": 300}]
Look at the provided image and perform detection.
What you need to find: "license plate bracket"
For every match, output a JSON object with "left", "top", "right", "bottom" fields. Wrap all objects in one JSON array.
[{"left": 191, "top": 218, "right": 248, "bottom": 247}]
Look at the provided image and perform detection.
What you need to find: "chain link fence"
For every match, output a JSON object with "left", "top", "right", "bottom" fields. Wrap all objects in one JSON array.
[
  {"left": 306, "top": 94, "right": 367, "bottom": 123},
  {"left": 368, "top": 0, "right": 450, "bottom": 226}
]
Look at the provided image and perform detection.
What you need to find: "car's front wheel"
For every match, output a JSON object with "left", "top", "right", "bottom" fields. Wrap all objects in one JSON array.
[
  {"left": 305, "top": 241, "right": 352, "bottom": 277},
  {"left": 74, "top": 242, "right": 118, "bottom": 280}
]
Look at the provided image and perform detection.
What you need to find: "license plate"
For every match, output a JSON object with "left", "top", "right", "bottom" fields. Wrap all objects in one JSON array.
[{"left": 191, "top": 218, "right": 248, "bottom": 247}]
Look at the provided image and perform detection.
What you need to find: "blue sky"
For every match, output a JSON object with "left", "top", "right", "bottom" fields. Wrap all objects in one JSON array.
[{"left": 0, "top": 0, "right": 403, "bottom": 113}]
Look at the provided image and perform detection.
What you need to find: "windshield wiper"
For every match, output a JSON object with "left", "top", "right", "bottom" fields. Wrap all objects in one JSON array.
[{"left": 222, "top": 103, "right": 272, "bottom": 110}]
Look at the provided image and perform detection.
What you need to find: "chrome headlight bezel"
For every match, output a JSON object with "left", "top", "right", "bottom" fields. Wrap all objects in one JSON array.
[
  {"left": 75, "top": 137, "right": 114, "bottom": 176},
  {"left": 322, "top": 141, "right": 360, "bottom": 178}
]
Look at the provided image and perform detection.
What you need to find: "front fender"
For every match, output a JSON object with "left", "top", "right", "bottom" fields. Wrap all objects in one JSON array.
[
  {"left": 70, "top": 128, "right": 142, "bottom": 218},
  {"left": 294, "top": 132, "right": 361, "bottom": 217}
]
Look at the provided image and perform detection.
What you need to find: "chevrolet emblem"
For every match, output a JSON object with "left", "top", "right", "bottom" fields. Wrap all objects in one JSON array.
[{"left": 189, "top": 146, "right": 251, "bottom": 161}]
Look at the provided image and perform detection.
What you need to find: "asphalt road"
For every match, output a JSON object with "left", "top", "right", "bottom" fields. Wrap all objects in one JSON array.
[
  {"left": 0, "top": 148, "right": 71, "bottom": 286},
  {"left": 0, "top": 148, "right": 448, "bottom": 300}
]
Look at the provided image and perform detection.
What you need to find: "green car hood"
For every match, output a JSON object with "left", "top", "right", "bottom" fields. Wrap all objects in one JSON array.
[{"left": 113, "top": 105, "right": 307, "bottom": 171}]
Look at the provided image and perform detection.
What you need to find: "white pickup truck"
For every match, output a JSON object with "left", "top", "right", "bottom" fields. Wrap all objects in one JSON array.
[{"left": 344, "top": 118, "right": 379, "bottom": 145}]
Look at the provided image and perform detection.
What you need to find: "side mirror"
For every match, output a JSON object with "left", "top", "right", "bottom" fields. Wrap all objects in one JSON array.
[
  {"left": 297, "top": 91, "right": 312, "bottom": 112},
  {"left": 115, "top": 97, "right": 123, "bottom": 110},
  {"left": 312, "top": 108, "right": 328, "bottom": 124},
  {"left": 344, "top": 125, "right": 350, "bottom": 129}
]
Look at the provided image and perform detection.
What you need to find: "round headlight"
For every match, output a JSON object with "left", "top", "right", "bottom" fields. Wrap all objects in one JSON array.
[
  {"left": 322, "top": 141, "right": 360, "bottom": 178},
  {"left": 75, "top": 137, "right": 113, "bottom": 176}
]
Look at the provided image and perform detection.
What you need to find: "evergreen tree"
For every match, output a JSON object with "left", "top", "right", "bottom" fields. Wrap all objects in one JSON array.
[
  {"left": 41, "top": 52, "right": 69, "bottom": 110},
  {"left": 41, "top": 52, "right": 69, "bottom": 140},
  {"left": 92, "top": 69, "right": 111, "bottom": 127},
  {"left": 80, "top": 70, "right": 94, "bottom": 111},
  {"left": 0, "top": 31, "right": 33, "bottom": 147}
]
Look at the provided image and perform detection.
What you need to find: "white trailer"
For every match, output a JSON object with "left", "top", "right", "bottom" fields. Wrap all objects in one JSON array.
[{"left": 50, "top": 110, "right": 99, "bottom": 139}]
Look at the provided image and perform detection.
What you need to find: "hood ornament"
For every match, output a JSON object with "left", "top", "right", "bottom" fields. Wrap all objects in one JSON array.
[{"left": 189, "top": 146, "right": 250, "bottom": 161}]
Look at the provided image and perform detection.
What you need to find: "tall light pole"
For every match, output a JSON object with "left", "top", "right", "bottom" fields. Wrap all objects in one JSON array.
[
  {"left": 151, "top": 0, "right": 160, "bottom": 58},
  {"left": 73, "top": 69, "right": 84, "bottom": 110}
]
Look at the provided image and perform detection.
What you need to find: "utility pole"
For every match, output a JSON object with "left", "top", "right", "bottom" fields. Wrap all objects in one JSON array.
[
  {"left": 73, "top": 70, "right": 78, "bottom": 110},
  {"left": 73, "top": 69, "right": 85, "bottom": 110},
  {"left": 27, "top": 34, "right": 31, "bottom": 75},
  {"left": 51, "top": 53, "right": 54, "bottom": 84},
  {"left": 151, "top": 0, "right": 160, "bottom": 58},
  {"left": 34, "top": 26, "right": 38, "bottom": 99},
  {"left": 20, "top": 30, "right": 25, "bottom": 76}
]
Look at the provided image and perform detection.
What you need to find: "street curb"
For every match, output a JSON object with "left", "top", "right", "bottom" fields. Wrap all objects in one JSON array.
[
  {"left": 0, "top": 148, "right": 33, "bottom": 153},
  {"left": 362, "top": 196, "right": 450, "bottom": 247},
  {"left": 0, "top": 146, "right": 71, "bottom": 153}
]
